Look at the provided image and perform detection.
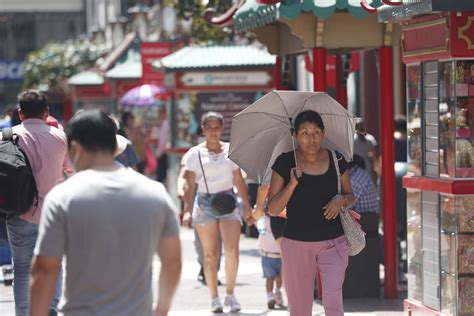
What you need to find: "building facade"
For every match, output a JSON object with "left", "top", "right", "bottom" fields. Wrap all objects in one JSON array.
[{"left": 0, "top": 0, "right": 86, "bottom": 107}]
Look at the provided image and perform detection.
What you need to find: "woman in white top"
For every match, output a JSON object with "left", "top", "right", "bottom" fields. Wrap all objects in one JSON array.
[{"left": 182, "top": 112, "right": 253, "bottom": 313}]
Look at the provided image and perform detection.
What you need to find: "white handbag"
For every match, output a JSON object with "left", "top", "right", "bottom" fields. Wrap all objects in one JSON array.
[{"left": 331, "top": 150, "right": 366, "bottom": 256}]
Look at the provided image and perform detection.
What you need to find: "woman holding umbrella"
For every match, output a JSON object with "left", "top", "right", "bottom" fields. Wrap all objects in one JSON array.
[
  {"left": 181, "top": 111, "right": 253, "bottom": 313},
  {"left": 267, "top": 110, "right": 355, "bottom": 316}
]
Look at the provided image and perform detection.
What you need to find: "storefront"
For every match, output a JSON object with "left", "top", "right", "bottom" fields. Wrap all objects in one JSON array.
[
  {"left": 228, "top": 0, "right": 402, "bottom": 298},
  {"left": 379, "top": 2, "right": 474, "bottom": 315},
  {"left": 68, "top": 33, "right": 178, "bottom": 117},
  {"left": 153, "top": 45, "right": 276, "bottom": 198}
]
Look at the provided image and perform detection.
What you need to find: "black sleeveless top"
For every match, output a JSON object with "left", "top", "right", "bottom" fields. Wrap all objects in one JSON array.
[{"left": 271, "top": 150, "right": 348, "bottom": 242}]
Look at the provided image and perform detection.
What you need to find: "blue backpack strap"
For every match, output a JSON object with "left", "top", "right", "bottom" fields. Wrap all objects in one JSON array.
[{"left": 2, "top": 128, "right": 13, "bottom": 141}]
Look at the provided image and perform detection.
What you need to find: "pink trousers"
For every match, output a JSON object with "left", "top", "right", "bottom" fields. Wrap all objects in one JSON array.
[{"left": 281, "top": 235, "right": 349, "bottom": 316}]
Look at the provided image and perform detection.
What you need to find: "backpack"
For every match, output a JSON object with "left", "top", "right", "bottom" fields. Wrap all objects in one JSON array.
[{"left": 0, "top": 128, "right": 38, "bottom": 217}]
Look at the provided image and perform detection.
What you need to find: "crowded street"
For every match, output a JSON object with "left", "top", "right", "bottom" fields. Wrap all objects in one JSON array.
[
  {"left": 1, "top": 229, "right": 405, "bottom": 315},
  {"left": 1, "top": 0, "right": 474, "bottom": 315}
]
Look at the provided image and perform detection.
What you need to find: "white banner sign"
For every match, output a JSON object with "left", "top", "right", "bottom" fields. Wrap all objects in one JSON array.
[{"left": 181, "top": 71, "right": 272, "bottom": 87}]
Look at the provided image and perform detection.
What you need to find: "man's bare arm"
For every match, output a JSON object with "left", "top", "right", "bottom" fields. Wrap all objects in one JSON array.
[
  {"left": 29, "top": 256, "right": 61, "bottom": 316},
  {"left": 155, "top": 236, "right": 182, "bottom": 316}
]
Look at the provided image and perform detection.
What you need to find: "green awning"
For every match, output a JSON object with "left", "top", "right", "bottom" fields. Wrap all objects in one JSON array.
[
  {"left": 68, "top": 71, "right": 104, "bottom": 85},
  {"left": 105, "top": 48, "right": 142, "bottom": 79},
  {"left": 106, "top": 61, "right": 142, "bottom": 79},
  {"left": 154, "top": 45, "right": 275, "bottom": 70},
  {"left": 234, "top": 0, "right": 383, "bottom": 31}
]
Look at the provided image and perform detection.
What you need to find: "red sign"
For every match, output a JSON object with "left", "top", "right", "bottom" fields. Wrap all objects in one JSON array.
[
  {"left": 140, "top": 42, "right": 174, "bottom": 86},
  {"left": 450, "top": 11, "right": 474, "bottom": 58}
]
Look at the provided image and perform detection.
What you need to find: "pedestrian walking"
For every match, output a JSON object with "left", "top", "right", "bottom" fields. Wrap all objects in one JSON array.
[
  {"left": 267, "top": 110, "right": 356, "bottom": 316},
  {"left": 256, "top": 215, "right": 285, "bottom": 309},
  {"left": 181, "top": 111, "right": 253, "bottom": 313},
  {"left": 156, "top": 107, "right": 169, "bottom": 184},
  {"left": 353, "top": 121, "right": 379, "bottom": 184},
  {"left": 29, "top": 110, "right": 181, "bottom": 316},
  {"left": 252, "top": 185, "right": 286, "bottom": 249},
  {"left": 2, "top": 90, "right": 70, "bottom": 316},
  {"left": 348, "top": 155, "right": 379, "bottom": 215},
  {"left": 176, "top": 162, "right": 222, "bottom": 285}
]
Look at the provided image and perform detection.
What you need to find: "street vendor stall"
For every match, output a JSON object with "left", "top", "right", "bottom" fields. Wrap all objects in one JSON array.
[
  {"left": 379, "top": 2, "right": 474, "bottom": 315},
  {"left": 153, "top": 44, "right": 276, "bottom": 198}
]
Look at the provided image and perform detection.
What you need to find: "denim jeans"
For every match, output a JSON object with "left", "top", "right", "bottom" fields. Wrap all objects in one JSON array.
[{"left": 7, "top": 217, "right": 63, "bottom": 316}]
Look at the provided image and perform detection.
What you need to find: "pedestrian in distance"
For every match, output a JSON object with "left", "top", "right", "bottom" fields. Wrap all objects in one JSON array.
[
  {"left": 29, "top": 110, "right": 181, "bottom": 316},
  {"left": 1, "top": 90, "right": 71, "bottom": 316},
  {"left": 252, "top": 184, "right": 286, "bottom": 310},
  {"left": 267, "top": 110, "right": 356, "bottom": 316},
  {"left": 181, "top": 111, "right": 254, "bottom": 313},
  {"left": 348, "top": 155, "right": 379, "bottom": 215},
  {"left": 176, "top": 162, "right": 222, "bottom": 286},
  {"left": 255, "top": 214, "right": 285, "bottom": 309}
]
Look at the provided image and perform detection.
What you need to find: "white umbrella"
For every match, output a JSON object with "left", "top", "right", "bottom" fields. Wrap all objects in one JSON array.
[{"left": 229, "top": 91, "right": 357, "bottom": 184}]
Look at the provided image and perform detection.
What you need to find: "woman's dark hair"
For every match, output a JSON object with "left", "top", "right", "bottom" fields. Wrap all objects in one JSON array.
[
  {"left": 65, "top": 110, "right": 117, "bottom": 154},
  {"left": 293, "top": 110, "right": 324, "bottom": 133},
  {"left": 121, "top": 111, "right": 134, "bottom": 127},
  {"left": 18, "top": 89, "right": 48, "bottom": 119},
  {"left": 201, "top": 111, "right": 224, "bottom": 127}
]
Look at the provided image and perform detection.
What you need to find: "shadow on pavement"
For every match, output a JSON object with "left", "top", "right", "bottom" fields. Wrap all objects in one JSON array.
[{"left": 239, "top": 249, "right": 260, "bottom": 258}]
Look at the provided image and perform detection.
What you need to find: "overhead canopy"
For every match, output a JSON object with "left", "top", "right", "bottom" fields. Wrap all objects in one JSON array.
[
  {"left": 154, "top": 45, "right": 275, "bottom": 71},
  {"left": 68, "top": 71, "right": 104, "bottom": 86},
  {"left": 106, "top": 48, "right": 142, "bottom": 79},
  {"left": 234, "top": 0, "right": 383, "bottom": 31},
  {"left": 378, "top": 0, "right": 474, "bottom": 22}
]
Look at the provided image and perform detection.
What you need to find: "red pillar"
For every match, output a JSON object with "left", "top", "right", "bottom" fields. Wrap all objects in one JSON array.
[
  {"left": 275, "top": 56, "right": 282, "bottom": 90},
  {"left": 379, "top": 46, "right": 398, "bottom": 299},
  {"left": 313, "top": 47, "right": 327, "bottom": 92}
]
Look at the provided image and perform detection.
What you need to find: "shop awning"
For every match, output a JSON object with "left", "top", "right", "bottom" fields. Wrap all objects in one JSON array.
[
  {"left": 234, "top": 0, "right": 383, "bottom": 31},
  {"left": 68, "top": 71, "right": 104, "bottom": 85},
  {"left": 106, "top": 61, "right": 142, "bottom": 79},
  {"left": 154, "top": 45, "right": 275, "bottom": 70},
  {"left": 106, "top": 48, "right": 142, "bottom": 79},
  {"left": 378, "top": 0, "right": 474, "bottom": 22}
]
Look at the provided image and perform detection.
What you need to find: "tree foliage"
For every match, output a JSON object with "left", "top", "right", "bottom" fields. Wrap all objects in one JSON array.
[
  {"left": 23, "top": 39, "right": 110, "bottom": 93},
  {"left": 172, "top": 0, "right": 234, "bottom": 44}
]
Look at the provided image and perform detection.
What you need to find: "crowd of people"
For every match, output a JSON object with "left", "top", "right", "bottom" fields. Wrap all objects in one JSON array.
[{"left": 0, "top": 89, "right": 399, "bottom": 316}]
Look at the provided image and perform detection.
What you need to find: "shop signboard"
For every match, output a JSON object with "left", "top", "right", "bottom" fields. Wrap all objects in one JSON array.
[
  {"left": 0, "top": 61, "right": 24, "bottom": 81},
  {"left": 174, "top": 91, "right": 262, "bottom": 147},
  {"left": 179, "top": 71, "right": 272, "bottom": 88},
  {"left": 141, "top": 42, "right": 174, "bottom": 86}
]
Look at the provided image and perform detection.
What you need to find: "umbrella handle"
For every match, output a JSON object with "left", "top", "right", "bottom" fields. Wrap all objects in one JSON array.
[
  {"left": 291, "top": 134, "right": 298, "bottom": 168},
  {"left": 289, "top": 117, "right": 298, "bottom": 168}
]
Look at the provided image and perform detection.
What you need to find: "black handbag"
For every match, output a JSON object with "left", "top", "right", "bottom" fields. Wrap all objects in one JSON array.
[{"left": 198, "top": 150, "right": 236, "bottom": 216}]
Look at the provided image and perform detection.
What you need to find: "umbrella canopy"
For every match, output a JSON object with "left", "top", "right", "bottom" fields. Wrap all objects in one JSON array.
[
  {"left": 229, "top": 91, "right": 357, "bottom": 184},
  {"left": 120, "top": 84, "right": 168, "bottom": 108}
]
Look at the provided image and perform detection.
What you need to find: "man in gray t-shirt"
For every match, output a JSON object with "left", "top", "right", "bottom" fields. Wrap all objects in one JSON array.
[{"left": 29, "top": 110, "right": 181, "bottom": 316}]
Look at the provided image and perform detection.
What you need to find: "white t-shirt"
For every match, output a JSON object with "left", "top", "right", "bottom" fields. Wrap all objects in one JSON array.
[
  {"left": 182, "top": 144, "right": 239, "bottom": 194},
  {"left": 34, "top": 166, "right": 179, "bottom": 316}
]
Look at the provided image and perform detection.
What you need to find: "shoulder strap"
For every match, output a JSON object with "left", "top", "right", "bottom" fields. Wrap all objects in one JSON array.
[
  {"left": 197, "top": 150, "right": 210, "bottom": 196},
  {"left": 2, "top": 128, "right": 13, "bottom": 141},
  {"left": 330, "top": 150, "right": 341, "bottom": 195}
]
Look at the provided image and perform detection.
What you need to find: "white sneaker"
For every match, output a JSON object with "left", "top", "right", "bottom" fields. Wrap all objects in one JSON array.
[
  {"left": 210, "top": 297, "right": 223, "bottom": 313},
  {"left": 275, "top": 289, "right": 284, "bottom": 306},
  {"left": 267, "top": 292, "right": 276, "bottom": 309},
  {"left": 224, "top": 294, "right": 241, "bottom": 312}
]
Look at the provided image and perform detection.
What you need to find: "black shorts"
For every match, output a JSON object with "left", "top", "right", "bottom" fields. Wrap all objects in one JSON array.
[{"left": 270, "top": 216, "right": 286, "bottom": 240}]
